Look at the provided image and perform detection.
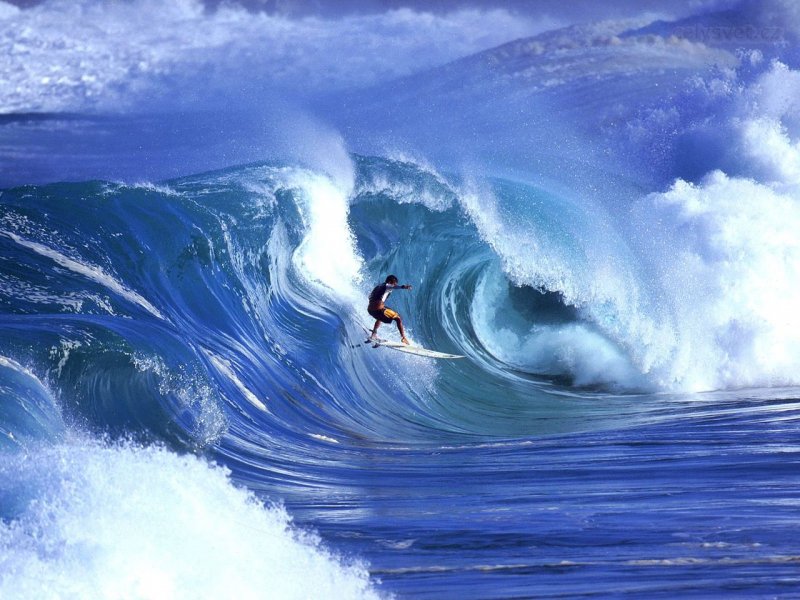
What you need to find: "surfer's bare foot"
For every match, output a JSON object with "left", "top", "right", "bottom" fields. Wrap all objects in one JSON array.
[{"left": 401, "top": 337, "right": 410, "bottom": 345}]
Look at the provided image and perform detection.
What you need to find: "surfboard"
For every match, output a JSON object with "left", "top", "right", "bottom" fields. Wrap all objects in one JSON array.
[{"left": 362, "top": 327, "right": 465, "bottom": 359}]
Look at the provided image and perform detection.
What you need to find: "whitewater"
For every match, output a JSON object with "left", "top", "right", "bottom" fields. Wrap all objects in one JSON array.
[{"left": 2, "top": 0, "right": 800, "bottom": 598}]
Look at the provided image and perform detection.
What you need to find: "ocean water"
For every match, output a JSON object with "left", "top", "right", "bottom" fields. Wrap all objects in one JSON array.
[{"left": 2, "top": 1, "right": 800, "bottom": 598}]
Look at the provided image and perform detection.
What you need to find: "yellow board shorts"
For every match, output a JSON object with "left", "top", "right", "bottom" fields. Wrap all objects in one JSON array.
[{"left": 368, "top": 307, "right": 398, "bottom": 324}]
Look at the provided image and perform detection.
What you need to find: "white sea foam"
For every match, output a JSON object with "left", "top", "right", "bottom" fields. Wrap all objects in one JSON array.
[
  {"left": 618, "top": 59, "right": 800, "bottom": 390},
  {"left": 289, "top": 169, "right": 365, "bottom": 306},
  {"left": 736, "top": 61, "right": 800, "bottom": 188},
  {"left": 0, "top": 440, "right": 383, "bottom": 600},
  {"left": 634, "top": 171, "right": 800, "bottom": 391}
]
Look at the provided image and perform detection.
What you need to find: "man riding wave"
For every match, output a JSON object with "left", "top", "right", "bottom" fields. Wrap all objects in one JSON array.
[{"left": 368, "top": 274, "right": 412, "bottom": 345}]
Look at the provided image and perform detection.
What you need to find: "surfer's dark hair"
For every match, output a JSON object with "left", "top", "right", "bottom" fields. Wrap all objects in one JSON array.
[{"left": 385, "top": 275, "right": 398, "bottom": 284}]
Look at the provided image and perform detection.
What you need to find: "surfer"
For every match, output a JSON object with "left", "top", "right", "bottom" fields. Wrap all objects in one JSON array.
[{"left": 368, "top": 275, "right": 413, "bottom": 345}]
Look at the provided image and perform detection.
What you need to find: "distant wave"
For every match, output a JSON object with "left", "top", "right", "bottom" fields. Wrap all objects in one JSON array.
[{"left": 0, "top": 0, "right": 544, "bottom": 113}]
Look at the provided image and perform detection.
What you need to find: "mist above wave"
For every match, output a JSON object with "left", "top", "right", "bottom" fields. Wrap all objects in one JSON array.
[{"left": 0, "top": 0, "right": 545, "bottom": 113}]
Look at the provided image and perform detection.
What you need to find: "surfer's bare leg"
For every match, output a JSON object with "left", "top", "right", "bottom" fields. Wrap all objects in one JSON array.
[
  {"left": 394, "top": 316, "right": 409, "bottom": 345},
  {"left": 371, "top": 320, "right": 381, "bottom": 339}
]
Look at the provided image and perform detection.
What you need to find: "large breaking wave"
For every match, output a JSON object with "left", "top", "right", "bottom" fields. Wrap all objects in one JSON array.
[
  {"left": 4, "top": 0, "right": 800, "bottom": 597},
  {"left": 4, "top": 150, "right": 800, "bottom": 442},
  {"left": 5, "top": 146, "right": 800, "bottom": 594}
]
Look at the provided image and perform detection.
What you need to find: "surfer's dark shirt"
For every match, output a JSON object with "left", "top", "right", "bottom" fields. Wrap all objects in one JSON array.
[{"left": 368, "top": 283, "right": 399, "bottom": 309}]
